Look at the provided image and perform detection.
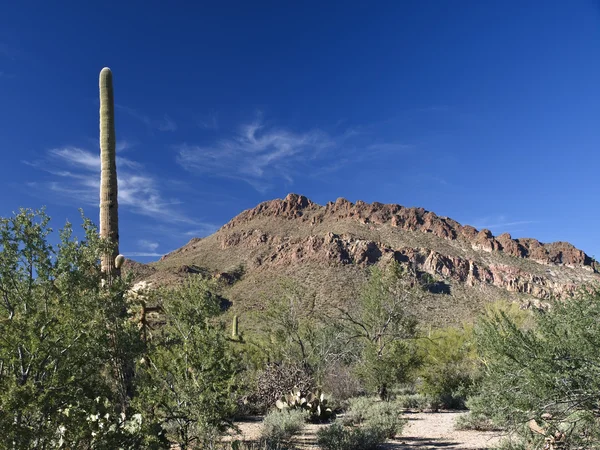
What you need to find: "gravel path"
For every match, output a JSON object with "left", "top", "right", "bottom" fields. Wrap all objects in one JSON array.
[
  {"left": 384, "top": 411, "right": 503, "bottom": 449},
  {"left": 228, "top": 411, "right": 505, "bottom": 449}
]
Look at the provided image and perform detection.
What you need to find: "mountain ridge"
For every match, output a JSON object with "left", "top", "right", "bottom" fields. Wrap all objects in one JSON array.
[{"left": 129, "top": 193, "right": 600, "bottom": 325}]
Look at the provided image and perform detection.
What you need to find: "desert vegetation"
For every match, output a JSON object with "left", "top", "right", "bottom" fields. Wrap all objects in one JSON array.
[
  {"left": 5, "top": 207, "right": 599, "bottom": 449},
  {"left": 1, "top": 68, "right": 599, "bottom": 450}
]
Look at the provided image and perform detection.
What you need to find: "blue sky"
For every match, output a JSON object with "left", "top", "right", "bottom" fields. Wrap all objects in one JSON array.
[{"left": 1, "top": 1, "right": 599, "bottom": 261}]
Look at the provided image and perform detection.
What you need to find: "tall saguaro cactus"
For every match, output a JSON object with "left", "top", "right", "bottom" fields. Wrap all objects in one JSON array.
[{"left": 99, "top": 67, "right": 120, "bottom": 282}]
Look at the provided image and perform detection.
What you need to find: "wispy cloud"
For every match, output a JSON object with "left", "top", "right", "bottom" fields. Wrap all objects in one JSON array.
[
  {"left": 471, "top": 215, "right": 537, "bottom": 232},
  {"left": 137, "top": 239, "right": 159, "bottom": 252},
  {"left": 198, "top": 112, "right": 219, "bottom": 130},
  {"left": 116, "top": 105, "right": 177, "bottom": 132},
  {"left": 175, "top": 116, "right": 337, "bottom": 191},
  {"left": 122, "top": 251, "right": 164, "bottom": 257},
  {"left": 182, "top": 224, "right": 220, "bottom": 236},
  {"left": 24, "top": 146, "right": 191, "bottom": 223},
  {"left": 158, "top": 115, "right": 177, "bottom": 131}
]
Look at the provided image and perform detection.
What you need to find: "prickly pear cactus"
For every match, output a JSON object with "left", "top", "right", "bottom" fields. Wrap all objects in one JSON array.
[{"left": 275, "top": 387, "right": 334, "bottom": 422}]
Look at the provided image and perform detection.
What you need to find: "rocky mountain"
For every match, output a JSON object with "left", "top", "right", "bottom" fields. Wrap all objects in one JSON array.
[{"left": 128, "top": 194, "right": 600, "bottom": 325}]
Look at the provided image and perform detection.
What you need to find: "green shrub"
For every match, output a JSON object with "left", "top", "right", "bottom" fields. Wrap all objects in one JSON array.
[
  {"left": 342, "top": 397, "right": 405, "bottom": 438},
  {"left": 0, "top": 209, "right": 162, "bottom": 448},
  {"left": 473, "top": 289, "right": 600, "bottom": 449},
  {"left": 316, "top": 422, "right": 386, "bottom": 450},
  {"left": 395, "top": 393, "right": 430, "bottom": 410},
  {"left": 260, "top": 409, "right": 307, "bottom": 447},
  {"left": 416, "top": 324, "right": 479, "bottom": 409},
  {"left": 340, "top": 262, "right": 422, "bottom": 395},
  {"left": 134, "top": 278, "right": 239, "bottom": 448},
  {"left": 454, "top": 412, "right": 503, "bottom": 432}
]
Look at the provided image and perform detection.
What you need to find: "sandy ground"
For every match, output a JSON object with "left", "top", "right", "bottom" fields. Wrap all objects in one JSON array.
[{"left": 226, "top": 411, "right": 505, "bottom": 449}]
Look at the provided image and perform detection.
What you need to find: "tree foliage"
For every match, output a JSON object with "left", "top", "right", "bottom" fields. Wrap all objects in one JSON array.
[
  {"left": 416, "top": 324, "right": 479, "bottom": 408},
  {"left": 0, "top": 208, "right": 148, "bottom": 448},
  {"left": 338, "top": 261, "right": 422, "bottom": 393},
  {"left": 0, "top": 209, "right": 239, "bottom": 449},
  {"left": 474, "top": 290, "right": 600, "bottom": 448},
  {"left": 134, "top": 278, "right": 239, "bottom": 449}
]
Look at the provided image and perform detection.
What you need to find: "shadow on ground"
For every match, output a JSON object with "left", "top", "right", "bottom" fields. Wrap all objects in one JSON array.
[{"left": 383, "top": 436, "right": 487, "bottom": 450}]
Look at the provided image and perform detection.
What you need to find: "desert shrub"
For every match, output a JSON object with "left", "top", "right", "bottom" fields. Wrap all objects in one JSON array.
[
  {"left": 454, "top": 412, "right": 503, "bottom": 432},
  {"left": 472, "top": 289, "right": 600, "bottom": 449},
  {"left": 342, "top": 397, "right": 405, "bottom": 438},
  {"left": 0, "top": 209, "right": 163, "bottom": 448},
  {"left": 416, "top": 324, "right": 479, "bottom": 409},
  {"left": 395, "top": 393, "right": 430, "bottom": 410},
  {"left": 321, "top": 363, "right": 364, "bottom": 407},
  {"left": 339, "top": 262, "right": 423, "bottom": 395},
  {"left": 260, "top": 409, "right": 307, "bottom": 447},
  {"left": 248, "top": 362, "right": 315, "bottom": 413},
  {"left": 316, "top": 422, "right": 386, "bottom": 450},
  {"left": 134, "top": 278, "right": 239, "bottom": 448}
]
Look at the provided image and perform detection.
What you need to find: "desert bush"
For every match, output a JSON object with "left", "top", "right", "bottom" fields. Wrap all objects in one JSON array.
[
  {"left": 342, "top": 397, "right": 405, "bottom": 438},
  {"left": 260, "top": 409, "right": 307, "bottom": 447},
  {"left": 321, "top": 363, "right": 364, "bottom": 407},
  {"left": 454, "top": 412, "right": 503, "bottom": 432},
  {"left": 316, "top": 422, "right": 386, "bottom": 450},
  {"left": 339, "top": 262, "right": 423, "bottom": 395},
  {"left": 248, "top": 362, "right": 315, "bottom": 413},
  {"left": 472, "top": 289, "right": 600, "bottom": 449},
  {"left": 134, "top": 278, "right": 239, "bottom": 448},
  {"left": 0, "top": 209, "right": 163, "bottom": 448},
  {"left": 416, "top": 324, "right": 479, "bottom": 409},
  {"left": 395, "top": 393, "right": 430, "bottom": 410}
]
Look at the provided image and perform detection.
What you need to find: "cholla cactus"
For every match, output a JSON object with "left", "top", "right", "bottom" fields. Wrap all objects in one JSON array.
[{"left": 99, "top": 67, "right": 120, "bottom": 282}]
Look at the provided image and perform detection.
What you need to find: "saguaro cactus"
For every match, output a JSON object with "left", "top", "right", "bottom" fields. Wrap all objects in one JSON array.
[
  {"left": 232, "top": 314, "right": 239, "bottom": 339},
  {"left": 99, "top": 67, "right": 120, "bottom": 281}
]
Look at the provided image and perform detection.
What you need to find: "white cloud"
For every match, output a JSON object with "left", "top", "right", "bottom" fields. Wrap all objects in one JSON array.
[
  {"left": 137, "top": 239, "right": 159, "bottom": 251},
  {"left": 116, "top": 105, "right": 177, "bottom": 132},
  {"left": 198, "top": 112, "right": 219, "bottom": 130},
  {"left": 471, "top": 215, "right": 537, "bottom": 231},
  {"left": 176, "top": 116, "right": 335, "bottom": 190},
  {"left": 49, "top": 146, "right": 141, "bottom": 170},
  {"left": 122, "top": 252, "right": 163, "bottom": 257},
  {"left": 158, "top": 115, "right": 177, "bottom": 132},
  {"left": 25, "top": 146, "right": 191, "bottom": 223}
]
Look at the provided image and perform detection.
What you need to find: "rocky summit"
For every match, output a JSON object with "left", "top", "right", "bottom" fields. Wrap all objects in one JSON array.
[{"left": 129, "top": 194, "right": 600, "bottom": 325}]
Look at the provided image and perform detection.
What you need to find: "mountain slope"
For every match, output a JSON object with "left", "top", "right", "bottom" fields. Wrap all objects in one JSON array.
[{"left": 130, "top": 194, "right": 599, "bottom": 326}]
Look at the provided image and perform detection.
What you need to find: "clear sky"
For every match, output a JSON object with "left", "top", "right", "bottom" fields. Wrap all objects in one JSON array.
[{"left": 1, "top": 1, "right": 599, "bottom": 262}]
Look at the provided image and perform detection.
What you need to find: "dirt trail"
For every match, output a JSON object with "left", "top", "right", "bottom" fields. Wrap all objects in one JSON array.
[
  {"left": 229, "top": 411, "right": 505, "bottom": 449},
  {"left": 384, "top": 411, "right": 503, "bottom": 449}
]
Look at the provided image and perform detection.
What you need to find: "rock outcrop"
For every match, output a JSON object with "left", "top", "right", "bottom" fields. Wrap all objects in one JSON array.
[
  {"left": 222, "top": 193, "right": 596, "bottom": 272},
  {"left": 149, "top": 194, "right": 599, "bottom": 310}
]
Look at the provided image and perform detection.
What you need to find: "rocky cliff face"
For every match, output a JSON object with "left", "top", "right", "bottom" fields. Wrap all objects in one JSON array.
[
  {"left": 223, "top": 194, "right": 595, "bottom": 271},
  {"left": 150, "top": 194, "right": 599, "bottom": 319}
]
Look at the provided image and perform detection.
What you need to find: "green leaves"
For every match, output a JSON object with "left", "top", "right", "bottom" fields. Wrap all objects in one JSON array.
[
  {"left": 339, "top": 261, "right": 422, "bottom": 393},
  {"left": 0, "top": 209, "right": 144, "bottom": 448},
  {"left": 473, "top": 292, "right": 600, "bottom": 447},
  {"left": 134, "top": 278, "right": 239, "bottom": 448}
]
